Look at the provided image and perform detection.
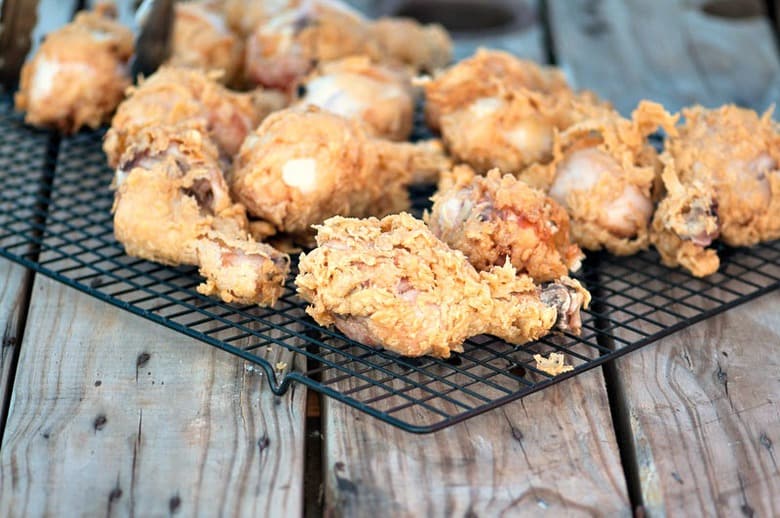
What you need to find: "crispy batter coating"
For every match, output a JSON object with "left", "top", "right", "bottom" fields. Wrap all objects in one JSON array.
[
  {"left": 296, "top": 213, "right": 590, "bottom": 358},
  {"left": 14, "top": 5, "right": 133, "bottom": 133},
  {"left": 370, "top": 17, "right": 452, "bottom": 73},
  {"left": 230, "top": 107, "right": 450, "bottom": 235},
  {"left": 427, "top": 166, "right": 584, "bottom": 282},
  {"left": 423, "top": 48, "right": 573, "bottom": 132},
  {"left": 167, "top": 1, "right": 244, "bottom": 86},
  {"left": 244, "top": 0, "right": 382, "bottom": 91},
  {"left": 104, "top": 67, "right": 285, "bottom": 167},
  {"left": 112, "top": 124, "right": 248, "bottom": 265},
  {"left": 112, "top": 124, "right": 289, "bottom": 306},
  {"left": 520, "top": 100, "right": 678, "bottom": 255},
  {"left": 244, "top": 0, "right": 454, "bottom": 91},
  {"left": 195, "top": 230, "right": 290, "bottom": 305},
  {"left": 222, "top": 0, "right": 300, "bottom": 37},
  {"left": 295, "top": 56, "right": 415, "bottom": 140},
  {"left": 651, "top": 105, "right": 780, "bottom": 276}
]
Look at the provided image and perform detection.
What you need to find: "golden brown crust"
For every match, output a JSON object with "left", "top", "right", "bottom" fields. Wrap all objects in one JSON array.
[
  {"left": 244, "top": 2, "right": 382, "bottom": 91},
  {"left": 296, "top": 56, "right": 415, "bottom": 141},
  {"left": 14, "top": 7, "right": 133, "bottom": 133},
  {"left": 195, "top": 230, "right": 290, "bottom": 306},
  {"left": 370, "top": 17, "right": 452, "bottom": 73},
  {"left": 167, "top": 2, "right": 244, "bottom": 86},
  {"left": 229, "top": 107, "right": 413, "bottom": 235},
  {"left": 520, "top": 100, "right": 677, "bottom": 255},
  {"left": 650, "top": 104, "right": 780, "bottom": 276},
  {"left": 296, "top": 213, "right": 589, "bottom": 358},
  {"left": 104, "top": 67, "right": 282, "bottom": 167},
  {"left": 112, "top": 125, "right": 247, "bottom": 266},
  {"left": 423, "top": 48, "right": 572, "bottom": 132},
  {"left": 427, "top": 166, "right": 583, "bottom": 282}
]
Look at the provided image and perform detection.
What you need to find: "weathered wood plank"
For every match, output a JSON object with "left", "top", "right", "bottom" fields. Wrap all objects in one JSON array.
[
  {"left": 548, "top": 0, "right": 780, "bottom": 114},
  {"left": 612, "top": 293, "right": 780, "bottom": 516},
  {"left": 0, "top": 276, "right": 306, "bottom": 517},
  {"left": 322, "top": 3, "right": 630, "bottom": 514},
  {"left": 323, "top": 370, "right": 630, "bottom": 517},
  {"left": 549, "top": 0, "right": 780, "bottom": 514},
  {"left": 0, "top": 264, "right": 30, "bottom": 433}
]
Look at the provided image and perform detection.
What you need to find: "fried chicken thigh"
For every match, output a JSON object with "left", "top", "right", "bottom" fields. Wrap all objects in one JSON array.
[
  {"left": 651, "top": 105, "right": 780, "bottom": 276},
  {"left": 427, "top": 166, "right": 583, "bottom": 282},
  {"left": 296, "top": 213, "right": 590, "bottom": 358},
  {"left": 423, "top": 50, "right": 607, "bottom": 173},
  {"left": 15, "top": 4, "right": 133, "bottom": 133},
  {"left": 104, "top": 67, "right": 285, "bottom": 167},
  {"left": 167, "top": 1, "right": 244, "bottom": 86},
  {"left": 230, "top": 107, "right": 450, "bottom": 236},
  {"left": 112, "top": 124, "right": 289, "bottom": 306},
  {"left": 295, "top": 56, "right": 415, "bottom": 140},
  {"left": 423, "top": 49, "right": 573, "bottom": 133},
  {"left": 520, "top": 101, "right": 677, "bottom": 255}
]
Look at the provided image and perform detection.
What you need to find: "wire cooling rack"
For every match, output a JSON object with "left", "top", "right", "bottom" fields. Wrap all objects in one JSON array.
[{"left": 1, "top": 96, "right": 779, "bottom": 433}]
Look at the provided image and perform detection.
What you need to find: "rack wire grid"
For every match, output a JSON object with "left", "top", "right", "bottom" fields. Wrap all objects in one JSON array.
[{"left": 1, "top": 95, "right": 779, "bottom": 433}]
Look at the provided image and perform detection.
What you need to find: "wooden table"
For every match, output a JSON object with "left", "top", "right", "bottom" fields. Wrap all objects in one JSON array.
[{"left": 1, "top": 1, "right": 779, "bottom": 516}]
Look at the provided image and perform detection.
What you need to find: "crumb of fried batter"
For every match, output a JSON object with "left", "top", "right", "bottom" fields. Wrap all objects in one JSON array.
[{"left": 533, "top": 352, "right": 574, "bottom": 376}]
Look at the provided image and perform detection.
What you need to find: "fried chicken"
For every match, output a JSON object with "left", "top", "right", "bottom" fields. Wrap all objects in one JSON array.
[
  {"left": 296, "top": 213, "right": 590, "bottom": 358},
  {"left": 167, "top": 1, "right": 244, "bottom": 86},
  {"left": 427, "top": 166, "right": 584, "bottom": 282},
  {"left": 244, "top": 0, "right": 381, "bottom": 91},
  {"left": 112, "top": 124, "right": 289, "bottom": 306},
  {"left": 422, "top": 48, "right": 573, "bottom": 133},
  {"left": 651, "top": 105, "right": 780, "bottom": 276},
  {"left": 104, "top": 67, "right": 285, "bottom": 167},
  {"left": 194, "top": 230, "right": 290, "bottom": 306},
  {"left": 370, "top": 17, "right": 452, "bottom": 73},
  {"left": 244, "top": 0, "right": 452, "bottom": 91},
  {"left": 422, "top": 50, "right": 613, "bottom": 173},
  {"left": 295, "top": 56, "right": 415, "bottom": 141},
  {"left": 520, "top": 100, "right": 678, "bottom": 255},
  {"left": 14, "top": 4, "right": 133, "bottom": 133},
  {"left": 229, "top": 107, "right": 451, "bottom": 236},
  {"left": 221, "top": 0, "right": 301, "bottom": 37}
]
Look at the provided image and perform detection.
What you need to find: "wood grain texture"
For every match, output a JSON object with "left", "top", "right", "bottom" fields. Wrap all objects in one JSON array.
[
  {"left": 549, "top": 1, "right": 780, "bottom": 513},
  {"left": 0, "top": 277, "right": 306, "bottom": 517},
  {"left": 322, "top": 5, "right": 630, "bottom": 513},
  {"left": 323, "top": 370, "right": 630, "bottom": 517},
  {"left": 547, "top": 0, "right": 780, "bottom": 114},
  {"left": 0, "top": 263, "right": 30, "bottom": 432},
  {"left": 612, "top": 292, "right": 780, "bottom": 516}
]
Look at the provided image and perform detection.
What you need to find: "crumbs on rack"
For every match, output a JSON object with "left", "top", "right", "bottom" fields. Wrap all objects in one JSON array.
[{"left": 533, "top": 352, "right": 574, "bottom": 376}]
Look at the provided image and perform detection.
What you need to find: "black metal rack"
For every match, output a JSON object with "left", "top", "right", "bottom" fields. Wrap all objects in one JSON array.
[{"left": 1, "top": 97, "right": 778, "bottom": 433}]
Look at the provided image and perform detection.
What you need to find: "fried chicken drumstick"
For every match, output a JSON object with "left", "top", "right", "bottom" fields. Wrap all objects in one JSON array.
[
  {"left": 15, "top": 4, "right": 133, "bottom": 133},
  {"left": 113, "top": 124, "right": 289, "bottom": 306},
  {"left": 230, "top": 107, "right": 451, "bottom": 237},
  {"left": 296, "top": 213, "right": 590, "bottom": 358},
  {"left": 427, "top": 166, "right": 584, "bottom": 282},
  {"left": 520, "top": 101, "right": 677, "bottom": 255},
  {"left": 167, "top": 1, "right": 244, "bottom": 86},
  {"left": 295, "top": 56, "right": 415, "bottom": 141},
  {"left": 651, "top": 105, "right": 780, "bottom": 276},
  {"left": 422, "top": 49, "right": 591, "bottom": 172},
  {"left": 244, "top": 0, "right": 451, "bottom": 91},
  {"left": 104, "top": 66, "right": 285, "bottom": 167}
]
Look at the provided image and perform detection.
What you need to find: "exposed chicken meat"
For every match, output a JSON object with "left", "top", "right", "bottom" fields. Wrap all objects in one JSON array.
[
  {"left": 427, "top": 165, "right": 584, "bottom": 282},
  {"left": 296, "top": 213, "right": 590, "bottom": 358}
]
